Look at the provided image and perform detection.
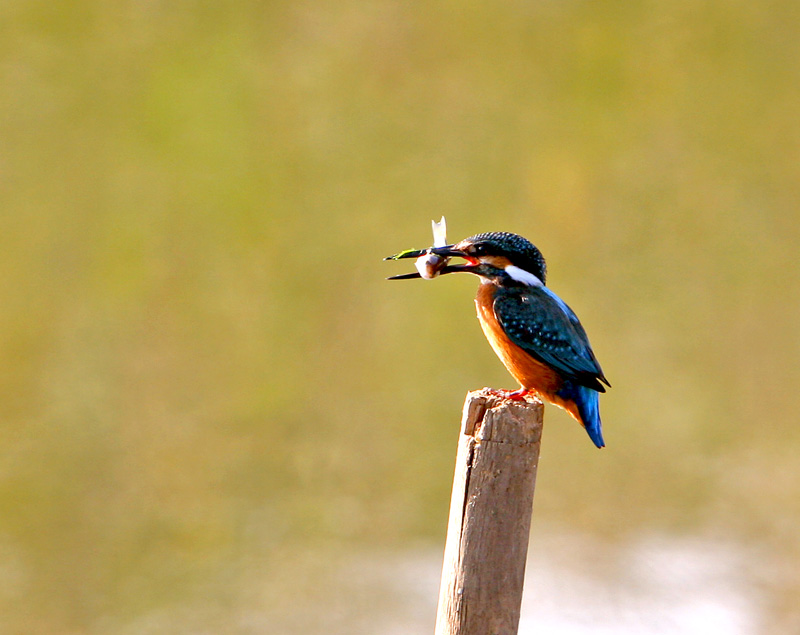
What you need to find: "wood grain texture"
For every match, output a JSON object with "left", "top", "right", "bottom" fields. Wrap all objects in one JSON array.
[{"left": 435, "top": 389, "right": 543, "bottom": 635}]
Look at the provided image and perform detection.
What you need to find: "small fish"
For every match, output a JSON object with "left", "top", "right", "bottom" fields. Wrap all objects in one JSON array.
[
  {"left": 384, "top": 217, "right": 449, "bottom": 280},
  {"left": 416, "top": 217, "right": 448, "bottom": 279}
]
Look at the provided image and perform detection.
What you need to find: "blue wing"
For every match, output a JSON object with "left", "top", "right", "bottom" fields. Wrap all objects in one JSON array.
[{"left": 493, "top": 286, "right": 609, "bottom": 392}]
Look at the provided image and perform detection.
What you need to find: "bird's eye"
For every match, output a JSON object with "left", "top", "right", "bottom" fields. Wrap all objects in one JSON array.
[{"left": 472, "top": 243, "right": 487, "bottom": 256}]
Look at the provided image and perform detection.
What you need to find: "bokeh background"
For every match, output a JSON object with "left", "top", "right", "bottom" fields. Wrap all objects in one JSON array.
[{"left": 2, "top": 1, "right": 799, "bottom": 633}]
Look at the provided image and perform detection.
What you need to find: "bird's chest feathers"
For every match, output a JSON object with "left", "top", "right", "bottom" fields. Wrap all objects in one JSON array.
[{"left": 474, "top": 284, "right": 563, "bottom": 393}]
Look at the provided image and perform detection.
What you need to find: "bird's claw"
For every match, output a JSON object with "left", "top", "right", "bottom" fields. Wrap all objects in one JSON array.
[{"left": 485, "top": 388, "right": 533, "bottom": 401}]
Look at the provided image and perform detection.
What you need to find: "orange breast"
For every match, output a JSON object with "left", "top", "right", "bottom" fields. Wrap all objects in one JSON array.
[{"left": 475, "top": 284, "right": 564, "bottom": 394}]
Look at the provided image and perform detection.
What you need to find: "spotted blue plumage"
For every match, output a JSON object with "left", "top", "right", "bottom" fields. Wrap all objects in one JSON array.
[
  {"left": 492, "top": 283, "right": 608, "bottom": 448},
  {"left": 493, "top": 286, "right": 608, "bottom": 393}
]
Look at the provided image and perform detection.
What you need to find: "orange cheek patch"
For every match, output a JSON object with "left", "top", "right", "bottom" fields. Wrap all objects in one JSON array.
[{"left": 482, "top": 255, "right": 512, "bottom": 269}]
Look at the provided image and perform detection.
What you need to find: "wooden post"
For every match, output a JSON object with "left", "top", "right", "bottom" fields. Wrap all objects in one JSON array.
[{"left": 435, "top": 389, "right": 543, "bottom": 635}]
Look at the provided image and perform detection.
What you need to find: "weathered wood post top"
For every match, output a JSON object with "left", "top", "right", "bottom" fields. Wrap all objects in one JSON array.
[{"left": 435, "top": 388, "right": 544, "bottom": 635}]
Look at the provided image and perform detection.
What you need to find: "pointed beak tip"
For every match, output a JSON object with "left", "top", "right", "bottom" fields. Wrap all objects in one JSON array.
[{"left": 386, "top": 272, "right": 422, "bottom": 280}]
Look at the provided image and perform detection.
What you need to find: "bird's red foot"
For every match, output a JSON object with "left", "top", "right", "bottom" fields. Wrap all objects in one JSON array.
[{"left": 485, "top": 387, "right": 532, "bottom": 401}]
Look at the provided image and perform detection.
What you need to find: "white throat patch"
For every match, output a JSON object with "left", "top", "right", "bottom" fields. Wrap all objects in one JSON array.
[{"left": 505, "top": 265, "right": 543, "bottom": 287}]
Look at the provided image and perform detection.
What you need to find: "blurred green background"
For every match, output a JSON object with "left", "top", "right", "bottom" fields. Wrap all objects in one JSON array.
[{"left": 1, "top": 1, "right": 799, "bottom": 633}]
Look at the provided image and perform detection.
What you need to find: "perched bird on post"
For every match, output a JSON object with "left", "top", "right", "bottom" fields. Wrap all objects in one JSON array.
[{"left": 386, "top": 231, "right": 610, "bottom": 448}]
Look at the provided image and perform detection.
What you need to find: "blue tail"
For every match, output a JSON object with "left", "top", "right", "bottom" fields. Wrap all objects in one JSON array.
[{"left": 556, "top": 382, "right": 605, "bottom": 448}]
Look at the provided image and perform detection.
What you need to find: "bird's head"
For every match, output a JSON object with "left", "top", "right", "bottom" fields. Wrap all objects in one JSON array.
[{"left": 430, "top": 232, "right": 547, "bottom": 286}]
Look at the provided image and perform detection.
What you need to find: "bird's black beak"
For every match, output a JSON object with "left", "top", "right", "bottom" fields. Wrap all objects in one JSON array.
[
  {"left": 386, "top": 263, "right": 477, "bottom": 280},
  {"left": 383, "top": 244, "right": 468, "bottom": 261},
  {"left": 384, "top": 244, "right": 476, "bottom": 280},
  {"left": 430, "top": 245, "right": 468, "bottom": 258},
  {"left": 386, "top": 271, "right": 422, "bottom": 280}
]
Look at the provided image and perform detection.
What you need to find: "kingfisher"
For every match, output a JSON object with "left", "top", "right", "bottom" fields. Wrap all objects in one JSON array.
[{"left": 386, "top": 231, "right": 610, "bottom": 448}]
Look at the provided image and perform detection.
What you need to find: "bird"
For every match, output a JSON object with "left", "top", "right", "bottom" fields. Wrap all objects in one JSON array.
[{"left": 386, "top": 231, "right": 610, "bottom": 448}]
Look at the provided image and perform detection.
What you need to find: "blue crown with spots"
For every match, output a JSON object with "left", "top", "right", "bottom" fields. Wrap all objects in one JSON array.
[{"left": 466, "top": 232, "right": 547, "bottom": 284}]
